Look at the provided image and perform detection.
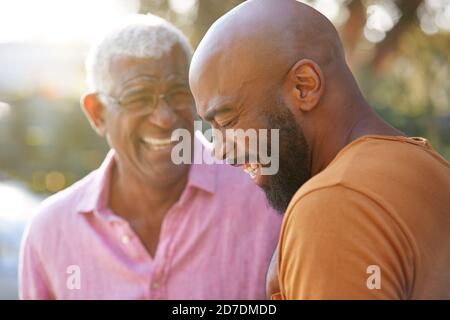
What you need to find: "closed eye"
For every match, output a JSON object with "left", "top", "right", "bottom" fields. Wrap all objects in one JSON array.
[{"left": 217, "top": 116, "right": 238, "bottom": 129}]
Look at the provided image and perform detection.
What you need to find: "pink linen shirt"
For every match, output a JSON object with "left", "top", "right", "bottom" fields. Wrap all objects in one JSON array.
[{"left": 19, "top": 150, "right": 281, "bottom": 299}]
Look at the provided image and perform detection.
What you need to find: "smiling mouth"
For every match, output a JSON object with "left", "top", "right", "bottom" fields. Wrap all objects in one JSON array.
[
  {"left": 242, "top": 163, "right": 261, "bottom": 180},
  {"left": 141, "top": 136, "right": 173, "bottom": 151}
]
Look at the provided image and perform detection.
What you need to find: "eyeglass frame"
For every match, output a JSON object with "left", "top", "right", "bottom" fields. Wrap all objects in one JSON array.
[{"left": 97, "top": 86, "right": 194, "bottom": 117}]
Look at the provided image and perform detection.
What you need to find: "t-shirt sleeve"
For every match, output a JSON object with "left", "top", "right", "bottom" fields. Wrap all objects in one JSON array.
[{"left": 278, "top": 185, "right": 415, "bottom": 299}]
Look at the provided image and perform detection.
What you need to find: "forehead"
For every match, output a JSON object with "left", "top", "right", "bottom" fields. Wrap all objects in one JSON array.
[
  {"left": 190, "top": 53, "right": 273, "bottom": 122},
  {"left": 191, "top": 54, "right": 246, "bottom": 117},
  {"left": 109, "top": 44, "right": 189, "bottom": 90}
]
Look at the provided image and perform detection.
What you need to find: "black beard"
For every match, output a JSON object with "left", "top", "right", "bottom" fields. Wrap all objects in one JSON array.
[{"left": 260, "top": 104, "right": 311, "bottom": 214}]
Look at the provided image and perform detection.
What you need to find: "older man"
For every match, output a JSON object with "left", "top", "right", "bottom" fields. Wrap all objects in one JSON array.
[
  {"left": 19, "top": 14, "right": 281, "bottom": 299},
  {"left": 190, "top": 0, "right": 450, "bottom": 299}
]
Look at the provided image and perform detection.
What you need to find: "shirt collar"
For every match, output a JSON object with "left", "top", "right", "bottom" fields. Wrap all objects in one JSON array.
[
  {"left": 75, "top": 149, "right": 115, "bottom": 215},
  {"left": 76, "top": 141, "right": 217, "bottom": 215},
  {"left": 186, "top": 130, "right": 218, "bottom": 194},
  {"left": 186, "top": 162, "right": 216, "bottom": 194}
]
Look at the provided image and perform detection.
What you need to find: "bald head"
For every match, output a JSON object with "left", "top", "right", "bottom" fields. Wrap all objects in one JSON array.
[{"left": 190, "top": 0, "right": 347, "bottom": 115}]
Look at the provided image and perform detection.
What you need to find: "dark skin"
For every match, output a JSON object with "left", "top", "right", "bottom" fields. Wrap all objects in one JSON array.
[
  {"left": 189, "top": 0, "right": 404, "bottom": 297},
  {"left": 82, "top": 43, "right": 194, "bottom": 257}
]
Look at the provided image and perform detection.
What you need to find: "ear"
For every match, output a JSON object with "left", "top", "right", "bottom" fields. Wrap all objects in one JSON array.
[
  {"left": 81, "top": 93, "right": 107, "bottom": 137},
  {"left": 287, "top": 59, "right": 324, "bottom": 112}
]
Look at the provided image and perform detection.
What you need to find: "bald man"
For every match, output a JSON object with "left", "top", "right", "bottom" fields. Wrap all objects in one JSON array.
[{"left": 189, "top": 0, "right": 450, "bottom": 299}]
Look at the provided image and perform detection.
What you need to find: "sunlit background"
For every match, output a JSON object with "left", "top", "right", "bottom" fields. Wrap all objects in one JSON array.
[{"left": 0, "top": 0, "right": 449, "bottom": 299}]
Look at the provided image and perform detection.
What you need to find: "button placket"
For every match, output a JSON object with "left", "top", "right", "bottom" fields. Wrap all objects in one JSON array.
[
  {"left": 148, "top": 242, "right": 166, "bottom": 298},
  {"left": 147, "top": 204, "right": 182, "bottom": 299},
  {"left": 113, "top": 222, "right": 149, "bottom": 262},
  {"left": 149, "top": 268, "right": 164, "bottom": 299}
]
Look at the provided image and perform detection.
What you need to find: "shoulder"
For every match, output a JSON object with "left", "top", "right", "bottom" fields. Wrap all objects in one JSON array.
[
  {"left": 292, "top": 135, "right": 449, "bottom": 203},
  {"left": 284, "top": 185, "right": 383, "bottom": 232},
  {"left": 281, "top": 184, "right": 414, "bottom": 260},
  {"left": 25, "top": 169, "right": 98, "bottom": 241}
]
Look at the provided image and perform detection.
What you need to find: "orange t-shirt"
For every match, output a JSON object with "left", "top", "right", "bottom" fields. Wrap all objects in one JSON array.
[{"left": 276, "top": 135, "right": 450, "bottom": 299}]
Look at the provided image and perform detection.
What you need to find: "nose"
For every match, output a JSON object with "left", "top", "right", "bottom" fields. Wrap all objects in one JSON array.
[{"left": 148, "top": 97, "right": 177, "bottom": 130}]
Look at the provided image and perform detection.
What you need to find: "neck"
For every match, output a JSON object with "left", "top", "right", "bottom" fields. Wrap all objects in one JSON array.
[
  {"left": 309, "top": 94, "right": 404, "bottom": 175},
  {"left": 109, "top": 161, "right": 189, "bottom": 221}
]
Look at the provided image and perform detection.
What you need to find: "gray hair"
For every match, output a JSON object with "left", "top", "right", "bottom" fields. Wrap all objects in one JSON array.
[{"left": 85, "top": 14, "right": 193, "bottom": 93}]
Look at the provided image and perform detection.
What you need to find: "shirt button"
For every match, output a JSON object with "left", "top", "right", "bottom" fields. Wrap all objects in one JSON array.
[{"left": 121, "top": 235, "right": 130, "bottom": 245}]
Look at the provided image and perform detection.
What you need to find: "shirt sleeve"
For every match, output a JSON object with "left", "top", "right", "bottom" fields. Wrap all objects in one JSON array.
[
  {"left": 18, "top": 223, "right": 52, "bottom": 300},
  {"left": 278, "top": 185, "right": 415, "bottom": 299}
]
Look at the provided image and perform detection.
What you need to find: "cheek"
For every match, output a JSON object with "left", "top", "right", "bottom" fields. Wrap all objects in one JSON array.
[
  {"left": 105, "top": 114, "right": 139, "bottom": 147},
  {"left": 240, "top": 105, "right": 271, "bottom": 129}
]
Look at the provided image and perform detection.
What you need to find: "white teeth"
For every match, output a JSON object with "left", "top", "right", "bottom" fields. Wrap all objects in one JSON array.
[
  {"left": 244, "top": 164, "right": 260, "bottom": 180},
  {"left": 141, "top": 137, "right": 173, "bottom": 150},
  {"left": 142, "top": 137, "right": 172, "bottom": 146},
  {"left": 143, "top": 137, "right": 172, "bottom": 145}
]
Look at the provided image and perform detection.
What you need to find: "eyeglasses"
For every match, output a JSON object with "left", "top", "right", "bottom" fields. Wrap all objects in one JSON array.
[{"left": 100, "top": 87, "right": 193, "bottom": 116}]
